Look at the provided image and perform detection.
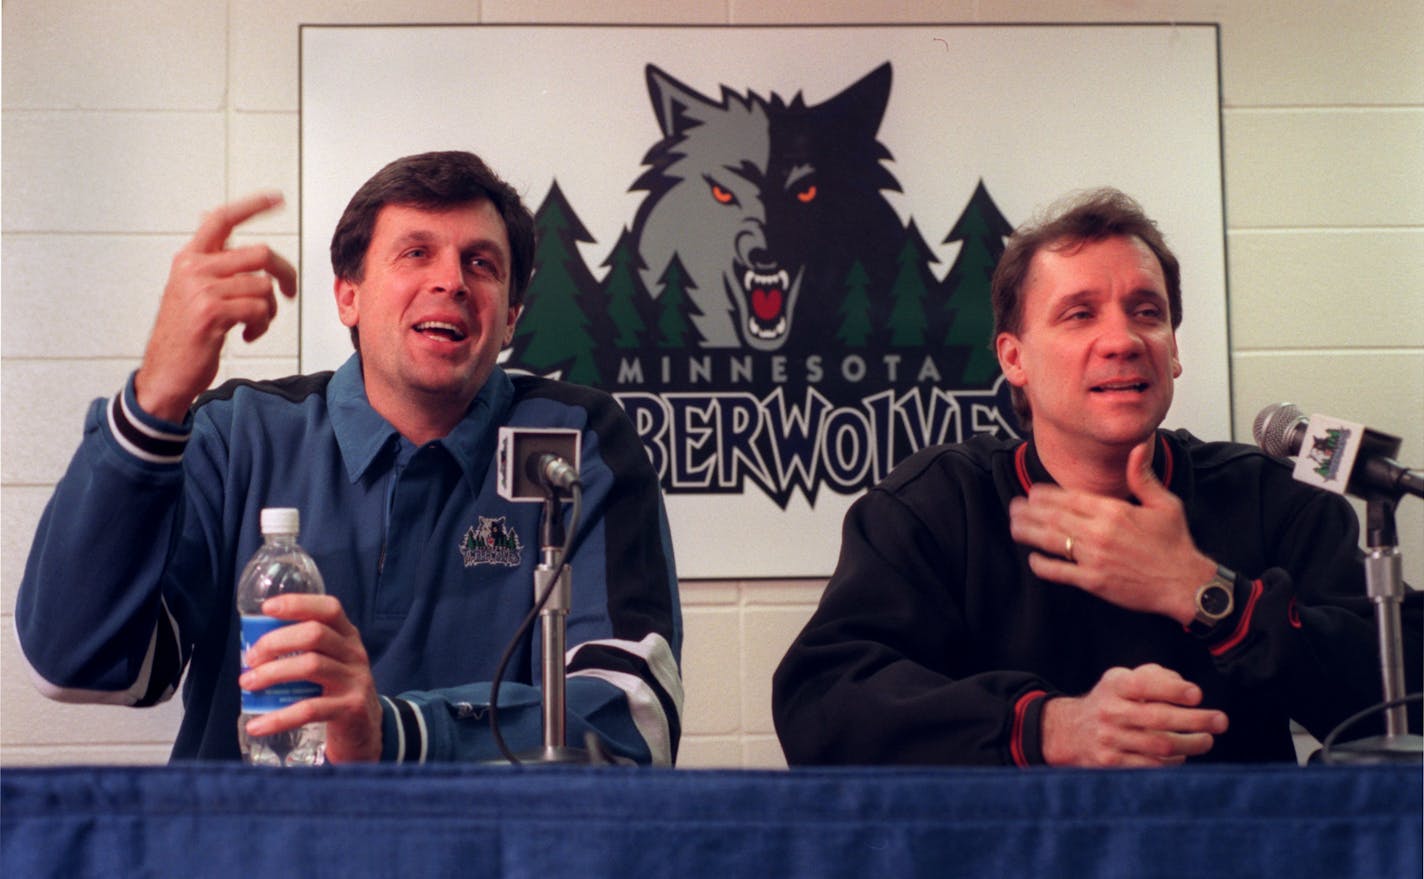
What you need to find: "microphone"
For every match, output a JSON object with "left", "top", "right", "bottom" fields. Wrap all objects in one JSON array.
[
  {"left": 1252, "top": 403, "right": 1423, "bottom": 499},
  {"left": 528, "top": 453, "right": 580, "bottom": 493},
  {"left": 1252, "top": 403, "right": 1309, "bottom": 459},
  {"left": 496, "top": 427, "right": 582, "bottom": 501}
]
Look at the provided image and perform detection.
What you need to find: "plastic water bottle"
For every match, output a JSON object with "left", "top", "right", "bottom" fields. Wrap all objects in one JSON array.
[{"left": 237, "top": 507, "right": 327, "bottom": 766}]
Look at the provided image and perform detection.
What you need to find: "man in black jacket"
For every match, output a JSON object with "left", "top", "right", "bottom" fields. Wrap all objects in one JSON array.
[{"left": 772, "top": 188, "right": 1420, "bottom": 767}]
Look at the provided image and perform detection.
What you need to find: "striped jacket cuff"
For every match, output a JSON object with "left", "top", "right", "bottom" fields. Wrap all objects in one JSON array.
[
  {"left": 1205, "top": 578, "right": 1265, "bottom": 658},
  {"left": 379, "top": 695, "right": 429, "bottom": 764},
  {"left": 1011, "top": 689, "right": 1049, "bottom": 767},
  {"left": 567, "top": 632, "right": 683, "bottom": 765},
  {"left": 108, "top": 375, "right": 190, "bottom": 465}
]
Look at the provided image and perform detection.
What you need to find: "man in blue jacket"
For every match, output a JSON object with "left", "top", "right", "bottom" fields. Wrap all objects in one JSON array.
[{"left": 18, "top": 151, "right": 682, "bottom": 765}]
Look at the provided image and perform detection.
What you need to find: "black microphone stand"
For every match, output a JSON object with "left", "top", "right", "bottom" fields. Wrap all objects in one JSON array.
[
  {"left": 515, "top": 487, "right": 591, "bottom": 765},
  {"left": 1321, "top": 492, "right": 1423, "bottom": 764}
]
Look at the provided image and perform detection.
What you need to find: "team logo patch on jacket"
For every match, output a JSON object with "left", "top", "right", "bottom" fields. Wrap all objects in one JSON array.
[{"left": 460, "top": 516, "right": 523, "bottom": 568}]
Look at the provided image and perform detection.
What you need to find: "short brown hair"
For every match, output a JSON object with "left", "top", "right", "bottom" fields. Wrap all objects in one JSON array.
[
  {"left": 330, "top": 151, "right": 536, "bottom": 348},
  {"left": 990, "top": 188, "right": 1182, "bottom": 430}
]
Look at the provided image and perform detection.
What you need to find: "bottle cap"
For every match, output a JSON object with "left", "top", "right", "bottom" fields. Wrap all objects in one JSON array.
[{"left": 259, "top": 507, "right": 300, "bottom": 536}]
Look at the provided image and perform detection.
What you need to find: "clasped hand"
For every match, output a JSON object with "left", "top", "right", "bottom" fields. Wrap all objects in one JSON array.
[
  {"left": 1041, "top": 664, "right": 1229, "bottom": 767},
  {"left": 1010, "top": 443, "right": 1231, "bottom": 765}
]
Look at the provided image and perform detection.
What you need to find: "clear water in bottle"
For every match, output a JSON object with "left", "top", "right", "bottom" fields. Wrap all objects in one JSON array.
[{"left": 237, "top": 507, "right": 327, "bottom": 766}]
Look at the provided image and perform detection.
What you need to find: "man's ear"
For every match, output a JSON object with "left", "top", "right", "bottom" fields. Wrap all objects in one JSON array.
[
  {"left": 996, "top": 332, "right": 1028, "bottom": 387},
  {"left": 334, "top": 276, "right": 359, "bottom": 328},
  {"left": 1171, "top": 331, "right": 1183, "bottom": 378},
  {"left": 502, "top": 304, "right": 523, "bottom": 347}
]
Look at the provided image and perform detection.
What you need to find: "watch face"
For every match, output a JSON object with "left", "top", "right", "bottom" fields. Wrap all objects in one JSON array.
[{"left": 1200, "top": 584, "right": 1232, "bottom": 617}]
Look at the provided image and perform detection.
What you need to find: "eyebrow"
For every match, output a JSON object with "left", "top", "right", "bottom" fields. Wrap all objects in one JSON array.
[
  {"left": 390, "top": 229, "right": 438, "bottom": 249},
  {"left": 1046, "top": 286, "right": 1167, "bottom": 319},
  {"left": 785, "top": 164, "right": 815, "bottom": 188},
  {"left": 1125, "top": 287, "right": 1169, "bottom": 306},
  {"left": 392, "top": 230, "right": 507, "bottom": 261},
  {"left": 1049, "top": 289, "right": 1099, "bottom": 311},
  {"left": 723, "top": 161, "right": 764, "bottom": 187},
  {"left": 465, "top": 239, "right": 508, "bottom": 265}
]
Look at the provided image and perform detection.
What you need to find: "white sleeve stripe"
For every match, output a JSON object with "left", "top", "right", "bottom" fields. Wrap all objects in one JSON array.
[
  {"left": 384, "top": 696, "right": 430, "bottom": 764},
  {"left": 409, "top": 699, "right": 429, "bottom": 763},
  {"left": 567, "top": 632, "right": 684, "bottom": 718},
  {"left": 153, "top": 599, "right": 182, "bottom": 701},
  {"left": 118, "top": 391, "right": 189, "bottom": 442},
  {"left": 108, "top": 394, "right": 186, "bottom": 465},
  {"left": 16, "top": 604, "right": 179, "bottom": 706},
  {"left": 567, "top": 667, "right": 673, "bottom": 766},
  {"left": 380, "top": 696, "right": 406, "bottom": 763}
]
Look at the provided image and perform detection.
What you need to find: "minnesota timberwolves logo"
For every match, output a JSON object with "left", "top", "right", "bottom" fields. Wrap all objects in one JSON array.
[
  {"left": 505, "top": 62, "right": 1021, "bottom": 508},
  {"left": 1307, "top": 428, "right": 1351, "bottom": 483},
  {"left": 460, "top": 516, "right": 522, "bottom": 568}
]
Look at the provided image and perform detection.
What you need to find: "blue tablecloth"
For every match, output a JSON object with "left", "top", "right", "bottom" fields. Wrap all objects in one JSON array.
[{"left": 3, "top": 762, "right": 1419, "bottom": 878}]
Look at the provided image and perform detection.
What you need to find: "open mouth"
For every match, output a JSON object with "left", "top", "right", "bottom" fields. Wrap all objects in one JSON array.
[
  {"left": 744, "top": 269, "right": 790, "bottom": 340},
  {"left": 414, "top": 321, "right": 468, "bottom": 342},
  {"left": 1090, "top": 381, "right": 1149, "bottom": 393}
]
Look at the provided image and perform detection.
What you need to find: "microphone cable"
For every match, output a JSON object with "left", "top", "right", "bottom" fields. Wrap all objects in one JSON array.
[
  {"left": 1317, "top": 692, "right": 1422, "bottom": 762},
  {"left": 487, "top": 480, "right": 583, "bottom": 765}
]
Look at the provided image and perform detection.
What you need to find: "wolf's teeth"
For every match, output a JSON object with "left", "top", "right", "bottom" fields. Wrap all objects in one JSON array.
[
  {"left": 748, "top": 316, "right": 788, "bottom": 339},
  {"left": 742, "top": 269, "right": 791, "bottom": 290}
]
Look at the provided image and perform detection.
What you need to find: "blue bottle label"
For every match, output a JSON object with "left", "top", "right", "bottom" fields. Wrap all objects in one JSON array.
[{"left": 239, "top": 615, "right": 322, "bottom": 713}]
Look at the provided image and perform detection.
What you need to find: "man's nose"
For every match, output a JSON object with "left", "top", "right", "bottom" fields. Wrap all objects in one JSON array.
[
  {"left": 1097, "top": 312, "right": 1145, "bottom": 357},
  {"left": 429, "top": 251, "right": 468, "bottom": 297}
]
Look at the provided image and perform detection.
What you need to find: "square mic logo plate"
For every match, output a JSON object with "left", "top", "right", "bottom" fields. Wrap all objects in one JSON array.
[{"left": 497, "top": 427, "right": 581, "bottom": 501}]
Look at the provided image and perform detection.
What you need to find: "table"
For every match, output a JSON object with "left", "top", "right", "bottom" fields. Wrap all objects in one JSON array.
[{"left": 3, "top": 762, "right": 1419, "bottom": 878}]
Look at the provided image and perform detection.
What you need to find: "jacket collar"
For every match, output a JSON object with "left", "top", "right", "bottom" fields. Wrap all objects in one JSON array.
[
  {"left": 327, "top": 353, "right": 513, "bottom": 488},
  {"left": 1013, "top": 430, "right": 1180, "bottom": 499}
]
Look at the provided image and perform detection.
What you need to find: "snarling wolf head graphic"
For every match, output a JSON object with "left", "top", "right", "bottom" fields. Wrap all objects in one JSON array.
[{"left": 630, "top": 63, "right": 904, "bottom": 352}]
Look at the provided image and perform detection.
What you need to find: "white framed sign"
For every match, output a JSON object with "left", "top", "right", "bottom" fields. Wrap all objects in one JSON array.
[{"left": 301, "top": 24, "right": 1228, "bottom": 578}]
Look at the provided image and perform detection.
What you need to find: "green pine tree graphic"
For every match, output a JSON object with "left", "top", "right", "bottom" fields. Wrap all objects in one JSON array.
[
  {"left": 510, "top": 180, "right": 602, "bottom": 385},
  {"left": 942, "top": 180, "right": 1014, "bottom": 384},
  {"left": 835, "top": 260, "right": 875, "bottom": 349},
  {"left": 887, "top": 220, "right": 937, "bottom": 348},
  {"left": 602, "top": 226, "right": 651, "bottom": 350},
  {"left": 655, "top": 253, "right": 698, "bottom": 349}
]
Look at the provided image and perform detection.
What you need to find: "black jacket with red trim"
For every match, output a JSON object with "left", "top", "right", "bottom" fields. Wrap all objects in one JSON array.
[{"left": 772, "top": 429, "right": 1421, "bottom": 766}]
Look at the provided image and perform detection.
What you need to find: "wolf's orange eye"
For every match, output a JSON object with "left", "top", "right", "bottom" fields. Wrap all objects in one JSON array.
[
  {"left": 710, "top": 183, "right": 735, "bottom": 205},
  {"left": 796, "top": 185, "right": 817, "bottom": 204}
]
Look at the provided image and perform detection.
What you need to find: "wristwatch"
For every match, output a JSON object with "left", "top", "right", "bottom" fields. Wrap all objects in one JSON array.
[{"left": 1188, "top": 564, "right": 1236, "bottom": 636}]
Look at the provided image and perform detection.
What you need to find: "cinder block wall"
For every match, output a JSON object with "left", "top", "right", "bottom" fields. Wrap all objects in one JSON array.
[{"left": 4, "top": 0, "right": 1420, "bottom": 767}]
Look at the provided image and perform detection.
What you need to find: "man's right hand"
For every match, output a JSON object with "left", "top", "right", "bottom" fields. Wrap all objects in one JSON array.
[
  {"left": 134, "top": 193, "right": 296, "bottom": 422},
  {"left": 239, "top": 593, "right": 383, "bottom": 764},
  {"left": 1040, "top": 663, "right": 1228, "bottom": 767}
]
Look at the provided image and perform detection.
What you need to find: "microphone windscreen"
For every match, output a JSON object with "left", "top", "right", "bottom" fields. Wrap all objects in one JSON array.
[{"left": 1253, "top": 402, "right": 1304, "bottom": 457}]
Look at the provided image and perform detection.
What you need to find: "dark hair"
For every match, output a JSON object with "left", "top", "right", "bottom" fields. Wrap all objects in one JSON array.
[
  {"left": 989, "top": 188, "right": 1182, "bottom": 430},
  {"left": 330, "top": 151, "right": 536, "bottom": 347}
]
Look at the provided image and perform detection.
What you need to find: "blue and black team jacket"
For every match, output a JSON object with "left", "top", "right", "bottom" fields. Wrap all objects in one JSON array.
[{"left": 17, "top": 356, "right": 683, "bottom": 765}]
